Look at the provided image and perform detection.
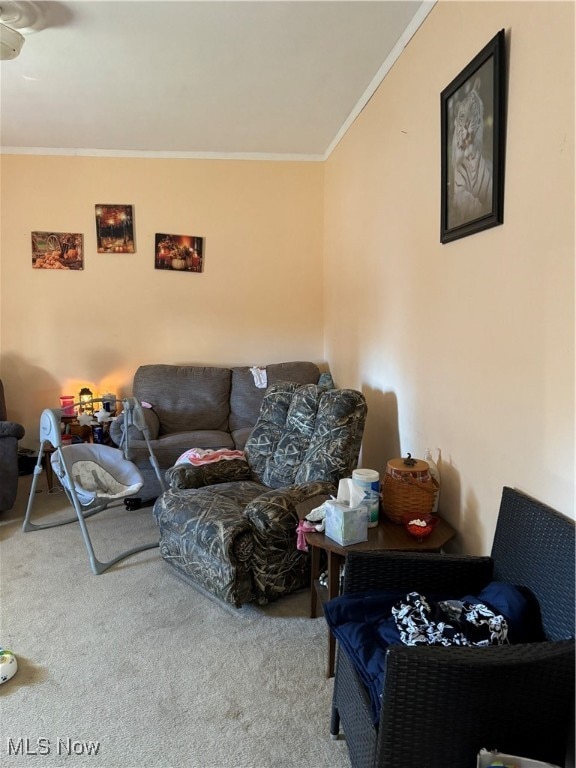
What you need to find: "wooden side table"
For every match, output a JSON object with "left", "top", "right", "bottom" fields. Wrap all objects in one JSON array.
[
  {"left": 41, "top": 442, "right": 56, "bottom": 492},
  {"left": 305, "top": 514, "right": 456, "bottom": 677}
]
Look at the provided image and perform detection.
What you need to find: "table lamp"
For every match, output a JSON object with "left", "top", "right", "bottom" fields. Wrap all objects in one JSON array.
[{"left": 78, "top": 387, "right": 94, "bottom": 415}]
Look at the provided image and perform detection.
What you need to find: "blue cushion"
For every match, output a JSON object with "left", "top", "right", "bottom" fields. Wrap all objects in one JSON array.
[
  {"left": 324, "top": 582, "right": 542, "bottom": 725},
  {"left": 469, "top": 582, "right": 545, "bottom": 643}
]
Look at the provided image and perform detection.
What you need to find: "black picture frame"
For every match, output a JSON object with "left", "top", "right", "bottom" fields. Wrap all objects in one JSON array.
[{"left": 440, "top": 30, "right": 506, "bottom": 243}]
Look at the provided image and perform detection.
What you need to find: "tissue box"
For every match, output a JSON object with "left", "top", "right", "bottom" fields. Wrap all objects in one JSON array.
[{"left": 324, "top": 501, "right": 368, "bottom": 547}]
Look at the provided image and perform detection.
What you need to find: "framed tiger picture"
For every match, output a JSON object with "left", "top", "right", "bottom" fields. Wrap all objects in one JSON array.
[{"left": 440, "top": 30, "right": 507, "bottom": 244}]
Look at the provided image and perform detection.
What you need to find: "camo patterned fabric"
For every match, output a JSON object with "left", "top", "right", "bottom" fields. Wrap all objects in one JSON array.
[
  {"left": 154, "top": 481, "right": 261, "bottom": 606},
  {"left": 165, "top": 458, "right": 251, "bottom": 490},
  {"left": 153, "top": 383, "right": 367, "bottom": 607},
  {"left": 245, "top": 383, "right": 368, "bottom": 488},
  {"left": 244, "top": 480, "right": 337, "bottom": 603}
]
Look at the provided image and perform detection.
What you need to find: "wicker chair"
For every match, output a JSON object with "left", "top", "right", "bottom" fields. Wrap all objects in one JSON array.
[{"left": 329, "top": 486, "right": 575, "bottom": 768}]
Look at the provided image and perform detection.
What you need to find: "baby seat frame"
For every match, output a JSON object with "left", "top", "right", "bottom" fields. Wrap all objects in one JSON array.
[{"left": 22, "top": 398, "right": 167, "bottom": 575}]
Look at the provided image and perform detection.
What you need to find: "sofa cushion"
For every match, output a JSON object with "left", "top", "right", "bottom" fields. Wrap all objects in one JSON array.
[
  {"left": 117, "top": 405, "right": 160, "bottom": 442},
  {"left": 122, "top": 430, "right": 234, "bottom": 468},
  {"left": 133, "top": 365, "right": 231, "bottom": 435},
  {"left": 229, "top": 362, "right": 320, "bottom": 434},
  {"left": 231, "top": 426, "right": 254, "bottom": 451},
  {"left": 245, "top": 383, "right": 367, "bottom": 490}
]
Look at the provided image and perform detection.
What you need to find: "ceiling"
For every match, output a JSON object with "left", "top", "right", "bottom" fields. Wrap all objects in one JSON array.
[{"left": 0, "top": 1, "right": 434, "bottom": 160}]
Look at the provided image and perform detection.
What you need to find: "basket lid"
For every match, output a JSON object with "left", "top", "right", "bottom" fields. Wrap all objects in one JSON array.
[{"left": 387, "top": 455, "right": 429, "bottom": 474}]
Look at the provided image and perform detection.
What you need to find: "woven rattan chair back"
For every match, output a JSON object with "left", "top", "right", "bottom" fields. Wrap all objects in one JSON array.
[{"left": 491, "top": 486, "right": 575, "bottom": 641}]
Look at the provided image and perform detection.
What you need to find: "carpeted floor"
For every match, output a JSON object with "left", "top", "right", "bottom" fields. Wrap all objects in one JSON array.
[{"left": 0, "top": 474, "right": 350, "bottom": 768}]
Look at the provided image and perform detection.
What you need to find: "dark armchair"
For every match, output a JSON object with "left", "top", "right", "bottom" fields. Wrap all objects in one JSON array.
[
  {"left": 153, "top": 381, "right": 367, "bottom": 607},
  {"left": 0, "top": 379, "right": 25, "bottom": 512},
  {"left": 328, "top": 486, "right": 575, "bottom": 768}
]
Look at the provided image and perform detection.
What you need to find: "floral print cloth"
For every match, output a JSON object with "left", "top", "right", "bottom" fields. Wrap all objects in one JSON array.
[{"left": 392, "top": 592, "right": 509, "bottom": 647}]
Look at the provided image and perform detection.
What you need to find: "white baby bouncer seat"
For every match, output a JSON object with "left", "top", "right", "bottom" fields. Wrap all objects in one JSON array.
[
  {"left": 51, "top": 443, "right": 143, "bottom": 506},
  {"left": 23, "top": 399, "right": 166, "bottom": 575}
]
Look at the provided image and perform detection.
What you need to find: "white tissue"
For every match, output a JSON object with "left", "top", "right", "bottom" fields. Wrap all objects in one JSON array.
[
  {"left": 336, "top": 477, "right": 366, "bottom": 508},
  {"left": 250, "top": 366, "right": 268, "bottom": 388},
  {"left": 304, "top": 480, "right": 368, "bottom": 539}
]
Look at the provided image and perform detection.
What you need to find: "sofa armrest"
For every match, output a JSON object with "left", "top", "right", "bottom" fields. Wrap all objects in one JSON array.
[
  {"left": 0, "top": 421, "right": 25, "bottom": 440},
  {"left": 244, "top": 481, "right": 337, "bottom": 539},
  {"left": 244, "top": 481, "right": 336, "bottom": 602},
  {"left": 343, "top": 550, "right": 494, "bottom": 597},
  {"left": 165, "top": 458, "right": 251, "bottom": 490}
]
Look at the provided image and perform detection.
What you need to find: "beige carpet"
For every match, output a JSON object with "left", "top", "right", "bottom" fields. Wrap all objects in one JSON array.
[{"left": 0, "top": 474, "right": 350, "bottom": 768}]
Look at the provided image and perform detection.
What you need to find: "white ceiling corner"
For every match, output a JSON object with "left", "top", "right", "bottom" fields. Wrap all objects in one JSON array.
[{"left": 0, "top": 1, "right": 435, "bottom": 160}]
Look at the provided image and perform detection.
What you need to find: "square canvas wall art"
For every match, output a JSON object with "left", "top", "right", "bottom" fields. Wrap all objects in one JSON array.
[
  {"left": 31, "top": 231, "right": 84, "bottom": 270},
  {"left": 154, "top": 233, "right": 204, "bottom": 272},
  {"left": 95, "top": 204, "right": 135, "bottom": 253}
]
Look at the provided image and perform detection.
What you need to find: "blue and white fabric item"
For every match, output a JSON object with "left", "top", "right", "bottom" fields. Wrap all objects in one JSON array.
[
  {"left": 392, "top": 591, "right": 508, "bottom": 647},
  {"left": 323, "top": 582, "right": 542, "bottom": 724}
]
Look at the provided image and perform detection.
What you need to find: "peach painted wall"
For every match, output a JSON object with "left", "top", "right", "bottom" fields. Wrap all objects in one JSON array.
[
  {"left": 1, "top": 2, "right": 573, "bottom": 558},
  {"left": 323, "top": 1, "right": 575, "bottom": 552},
  {"left": 0, "top": 157, "right": 324, "bottom": 440}
]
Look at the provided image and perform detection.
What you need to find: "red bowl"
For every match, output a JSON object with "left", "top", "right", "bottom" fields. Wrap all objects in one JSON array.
[{"left": 402, "top": 513, "right": 439, "bottom": 541}]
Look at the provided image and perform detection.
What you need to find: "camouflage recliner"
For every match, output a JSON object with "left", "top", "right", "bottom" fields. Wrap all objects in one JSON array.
[{"left": 152, "top": 382, "right": 367, "bottom": 607}]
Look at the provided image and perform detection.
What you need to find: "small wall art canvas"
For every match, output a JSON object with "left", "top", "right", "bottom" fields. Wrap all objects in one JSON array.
[
  {"left": 95, "top": 204, "right": 135, "bottom": 253},
  {"left": 31, "top": 231, "right": 84, "bottom": 270},
  {"left": 154, "top": 233, "right": 204, "bottom": 272}
]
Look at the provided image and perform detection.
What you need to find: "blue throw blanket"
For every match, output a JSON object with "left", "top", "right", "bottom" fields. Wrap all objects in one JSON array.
[{"left": 323, "top": 582, "right": 542, "bottom": 724}]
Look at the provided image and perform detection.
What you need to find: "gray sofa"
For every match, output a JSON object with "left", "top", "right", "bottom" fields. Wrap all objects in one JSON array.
[
  {"left": 109, "top": 362, "right": 323, "bottom": 500},
  {"left": 0, "top": 379, "right": 25, "bottom": 512}
]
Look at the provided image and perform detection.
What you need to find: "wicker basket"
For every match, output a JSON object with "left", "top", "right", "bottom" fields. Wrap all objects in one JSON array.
[{"left": 382, "top": 455, "right": 439, "bottom": 524}]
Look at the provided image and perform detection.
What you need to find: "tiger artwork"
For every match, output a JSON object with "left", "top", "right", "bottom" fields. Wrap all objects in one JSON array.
[{"left": 450, "top": 77, "right": 493, "bottom": 227}]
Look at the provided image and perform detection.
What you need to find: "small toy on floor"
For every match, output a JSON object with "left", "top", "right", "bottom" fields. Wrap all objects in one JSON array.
[{"left": 0, "top": 648, "right": 17, "bottom": 684}]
